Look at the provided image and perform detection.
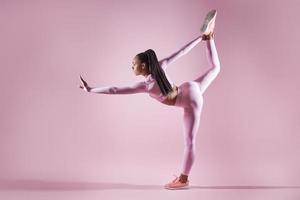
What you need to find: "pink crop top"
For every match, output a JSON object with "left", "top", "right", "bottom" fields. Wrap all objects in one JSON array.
[{"left": 144, "top": 73, "right": 175, "bottom": 102}]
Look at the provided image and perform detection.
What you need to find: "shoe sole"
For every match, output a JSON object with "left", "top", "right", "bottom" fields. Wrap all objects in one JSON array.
[
  {"left": 164, "top": 185, "right": 189, "bottom": 190},
  {"left": 200, "top": 9, "right": 217, "bottom": 34}
]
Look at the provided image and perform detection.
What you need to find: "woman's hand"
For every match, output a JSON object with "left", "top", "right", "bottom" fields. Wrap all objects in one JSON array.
[{"left": 79, "top": 75, "right": 91, "bottom": 92}]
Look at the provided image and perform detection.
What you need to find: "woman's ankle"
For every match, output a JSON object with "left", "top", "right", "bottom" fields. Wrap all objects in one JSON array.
[
  {"left": 179, "top": 173, "right": 189, "bottom": 183},
  {"left": 202, "top": 32, "right": 214, "bottom": 40}
]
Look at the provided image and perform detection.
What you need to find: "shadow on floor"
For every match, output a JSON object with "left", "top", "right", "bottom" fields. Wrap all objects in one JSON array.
[{"left": 0, "top": 179, "right": 299, "bottom": 191}]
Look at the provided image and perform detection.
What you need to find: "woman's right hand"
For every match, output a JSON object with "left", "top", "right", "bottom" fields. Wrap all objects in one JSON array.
[{"left": 79, "top": 75, "right": 91, "bottom": 92}]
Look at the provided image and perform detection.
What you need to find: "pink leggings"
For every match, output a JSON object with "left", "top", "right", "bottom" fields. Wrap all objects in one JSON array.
[{"left": 174, "top": 39, "right": 220, "bottom": 176}]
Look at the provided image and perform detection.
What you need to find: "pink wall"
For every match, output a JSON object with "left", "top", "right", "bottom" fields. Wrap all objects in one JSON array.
[{"left": 1, "top": 0, "right": 299, "bottom": 186}]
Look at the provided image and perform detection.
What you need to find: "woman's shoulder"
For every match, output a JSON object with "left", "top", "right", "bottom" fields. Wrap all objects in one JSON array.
[{"left": 145, "top": 74, "right": 155, "bottom": 83}]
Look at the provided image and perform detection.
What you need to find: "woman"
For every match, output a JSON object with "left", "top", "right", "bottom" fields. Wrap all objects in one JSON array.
[{"left": 79, "top": 9, "right": 220, "bottom": 190}]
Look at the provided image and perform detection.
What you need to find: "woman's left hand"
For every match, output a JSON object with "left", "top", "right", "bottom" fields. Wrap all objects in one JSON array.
[{"left": 79, "top": 75, "right": 91, "bottom": 92}]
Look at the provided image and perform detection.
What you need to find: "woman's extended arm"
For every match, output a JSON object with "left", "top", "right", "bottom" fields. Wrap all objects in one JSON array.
[
  {"left": 79, "top": 75, "right": 147, "bottom": 94},
  {"left": 159, "top": 34, "right": 203, "bottom": 71},
  {"left": 89, "top": 81, "right": 147, "bottom": 94}
]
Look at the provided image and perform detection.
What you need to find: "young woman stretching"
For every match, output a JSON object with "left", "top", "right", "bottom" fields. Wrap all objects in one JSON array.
[{"left": 79, "top": 9, "right": 220, "bottom": 190}]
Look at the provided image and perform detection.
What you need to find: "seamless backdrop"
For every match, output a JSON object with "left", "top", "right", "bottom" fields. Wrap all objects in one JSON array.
[{"left": 0, "top": 0, "right": 299, "bottom": 192}]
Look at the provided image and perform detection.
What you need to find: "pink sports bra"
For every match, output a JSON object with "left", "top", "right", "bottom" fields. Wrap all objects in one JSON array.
[{"left": 144, "top": 73, "right": 175, "bottom": 102}]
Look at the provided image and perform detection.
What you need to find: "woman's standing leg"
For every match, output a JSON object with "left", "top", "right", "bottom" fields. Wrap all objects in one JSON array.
[
  {"left": 181, "top": 105, "right": 202, "bottom": 176},
  {"left": 179, "top": 82, "right": 204, "bottom": 177}
]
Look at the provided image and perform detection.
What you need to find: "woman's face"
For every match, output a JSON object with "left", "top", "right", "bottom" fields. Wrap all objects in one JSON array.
[{"left": 132, "top": 56, "right": 146, "bottom": 76}]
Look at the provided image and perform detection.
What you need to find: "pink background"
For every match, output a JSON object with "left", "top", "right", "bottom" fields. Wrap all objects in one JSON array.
[{"left": 0, "top": 0, "right": 299, "bottom": 199}]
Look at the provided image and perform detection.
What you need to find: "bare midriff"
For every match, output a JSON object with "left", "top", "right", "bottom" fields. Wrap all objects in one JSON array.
[{"left": 161, "top": 85, "right": 179, "bottom": 106}]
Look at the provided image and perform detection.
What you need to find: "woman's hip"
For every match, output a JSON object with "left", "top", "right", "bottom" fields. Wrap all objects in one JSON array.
[{"left": 175, "top": 81, "right": 203, "bottom": 108}]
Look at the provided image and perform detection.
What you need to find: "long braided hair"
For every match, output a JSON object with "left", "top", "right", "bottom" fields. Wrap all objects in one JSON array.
[{"left": 136, "top": 49, "right": 173, "bottom": 96}]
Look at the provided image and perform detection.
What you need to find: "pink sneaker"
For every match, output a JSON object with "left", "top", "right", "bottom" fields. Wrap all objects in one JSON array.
[
  {"left": 200, "top": 9, "right": 217, "bottom": 35},
  {"left": 164, "top": 174, "right": 190, "bottom": 190}
]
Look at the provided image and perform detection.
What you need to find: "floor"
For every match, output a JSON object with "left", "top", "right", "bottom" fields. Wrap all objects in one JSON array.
[{"left": 0, "top": 179, "right": 299, "bottom": 200}]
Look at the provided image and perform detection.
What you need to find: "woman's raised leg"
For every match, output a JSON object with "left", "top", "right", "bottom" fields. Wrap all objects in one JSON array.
[{"left": 193, "top": 36, "right": 221, "bottom": 94}]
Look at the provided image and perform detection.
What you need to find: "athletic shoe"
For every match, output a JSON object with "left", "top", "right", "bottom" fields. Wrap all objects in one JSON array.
[
  {"left": 164, "top": 174, "right": 189, "bottom": 190},
  {"left": 200, "top": 9, "right": 217, "bottom": 35}
]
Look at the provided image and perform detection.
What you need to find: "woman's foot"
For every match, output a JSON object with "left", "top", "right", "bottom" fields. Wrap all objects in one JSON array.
[
  {"left": 164, "top": 174, "right": 189, "bottom": 190},
  {"left": 200, "top": 9, "right": 217, "bottom": 35}
]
